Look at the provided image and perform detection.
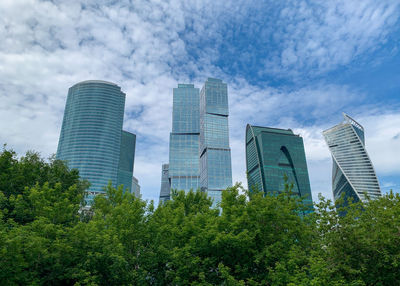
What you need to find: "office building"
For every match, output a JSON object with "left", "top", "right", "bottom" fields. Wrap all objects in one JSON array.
[
  {"left": 323, "top": 113, "right": 381, "bottom": 204},
  {"left": 56, "top": 80, "right": 136, "bottom": 205},
  {"left": 245, "top": 124, "right": 313, "bottom": 208},
  {"left": 169, "top": 84, "right": 201, "bottom": 192},
  {"left": 199, "top": 78, "right": 232, "bottom": 207},
  {"left": 118, "top": 131, "right": 136, "bottom": 193},
  {"left": 159, "top": 78, "right": 233, "bottom": 207},
  {"left": 159, "top": 163, "right": 171, "bottom": 203},
  {"left": 132, "top": 176, "right": 141, "bottom": 198}
]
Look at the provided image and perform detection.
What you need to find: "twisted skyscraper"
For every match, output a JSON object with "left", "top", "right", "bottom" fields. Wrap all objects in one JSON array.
[{"left": 323, "top": 113, "right": 381, "bottom": 203}]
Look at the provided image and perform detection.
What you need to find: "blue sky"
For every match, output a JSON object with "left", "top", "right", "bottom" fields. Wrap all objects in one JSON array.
[{"left": 0, "top": 0, "right": 399, "bottom": 203}]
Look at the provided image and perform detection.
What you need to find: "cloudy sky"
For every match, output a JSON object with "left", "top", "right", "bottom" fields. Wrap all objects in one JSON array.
[{"left": 1, "top": 0, "right": 399, "bottom": 203}]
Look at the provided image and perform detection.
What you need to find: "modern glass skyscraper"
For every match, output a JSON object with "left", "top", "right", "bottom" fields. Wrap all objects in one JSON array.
[
  {"left": 159, "top": 163, "right": 171, "bottom": 203},
  {"left": 131, "top": 176, "right": 141, "bottom": 198},
  {"left": 199, "top": 78, "right": 232, "bottom": 206},
  {"left": 169, "top": 84, "right": 201, "bottom": 192},
  {"left": 245, "top": 125, "right": 313, "bottom": 208},
  {"left": 56, "top": 80, "right": 136, "bottom": 204},
  {"left": 323, "top": 113, "right": 381, "bottom": 204},
  {"left": 118, "top": 131, "right": 136, "bottom": 193}
]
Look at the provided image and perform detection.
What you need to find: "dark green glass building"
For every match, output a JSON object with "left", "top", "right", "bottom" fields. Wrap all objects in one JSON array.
[
  {"left": 246, "top": 124, "right": 313, "bottom": 207},
  {"left": 117, "top": 131, "right": 136, "bottom": 194}
]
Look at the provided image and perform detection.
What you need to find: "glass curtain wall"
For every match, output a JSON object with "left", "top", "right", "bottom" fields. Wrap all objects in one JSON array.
[
  {"left": 245, "top": 124, "right": 313, "bottom": 211},
  {"left": 117, "top": 131, "right": 136, "bottom": 193},
  {"left": 199, "top": 78, "right": 232, "bottom": 207},
  {"left": 323, "top": 113, "right": 381, "bottom": 204},
  {"left": 159, "top": 164, "right": 171, "bottom": 203},
  {"left": 57, "top": 80, "right": 135, "bottom": 205},
  {"left": 168, "top": 84, "right": 201, "bottom": 193}
]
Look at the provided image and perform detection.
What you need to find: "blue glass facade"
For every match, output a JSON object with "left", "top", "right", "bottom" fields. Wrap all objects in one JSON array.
[
  {"left": 246, "top": 125, "right": 313, "bottom": 211},
  {"left": 56, "top": 80, "right": 136, "bottom": 205},
  {"left": 159, "top": 163, "right": 171, "bottom": 203},
  {"left": 200, "top": 78, "right": 232, "bottom": 207},
  {"left": 323, "top": 113, "right": 381, "bottom": 204},
  {"left": 168, "top": 84, "right": 201, "bottom": 193}
]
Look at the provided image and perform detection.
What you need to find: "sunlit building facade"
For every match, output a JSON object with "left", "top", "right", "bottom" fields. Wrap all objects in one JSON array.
[
  {"left": 56, "top": 80, "right": 136, "bottom": 205},
  {"left": 132, "top": 176, "right": 141, "bottom": 198},
  {"left": 168, "top": 84, "right": 201, "bottom": 192},
  {"left": 245, "top": 125, "right": 313, "bottom": 209},
  {"left": 199, "top": 78, "right": 232, "bottom": 207},
  {"left": 323, "top": 113, "right": 381, "bottom": 204}
]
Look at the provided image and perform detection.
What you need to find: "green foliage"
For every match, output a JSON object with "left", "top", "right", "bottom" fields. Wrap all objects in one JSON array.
[
  {"left": 0, "top": 146, "right": 89, "bottom": 224},
  {"left": 1, "top": 147, "right": 400, "bottom": 285},
  {"left": 309, "top": 191, "right": 400, "bottom": 285}
]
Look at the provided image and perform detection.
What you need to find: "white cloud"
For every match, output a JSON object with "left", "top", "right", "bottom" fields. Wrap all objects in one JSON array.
[
  {"left": 297, "top": 113, "right": 400, "bottom": 200},
  {"left": 0, "top": 0, "right": 399, "bottom": 204},
  {"left": 359, "top": 113, "right": 400, "bottom": 175},
  {"left": 266, "top": 0, "right": 400, "bottom": 76},
  {"left": 226, "top": 78, "right": 400, "bottom": 201},
  {"left": 0, "top": 0, "right": 191, "bottom": 203}
]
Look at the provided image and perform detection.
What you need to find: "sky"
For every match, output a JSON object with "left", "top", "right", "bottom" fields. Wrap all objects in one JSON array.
[{"left": 1, "top": 0, "right": 399, "bottom": 204}]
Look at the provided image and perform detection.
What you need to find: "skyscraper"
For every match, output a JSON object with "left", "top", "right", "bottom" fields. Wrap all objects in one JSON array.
[
  {"left": 159, "top": 163, "right": 171, "bottom": 203},
  {"left": 245, "top": 124, "right": 313, "bottom": 208},
  {"left": 56, "top": 80, "right": 136, "bottom": 204},
  {"left": 199, "top": 78, "right": 232, "bottom": 206},
  {"left": 323, "top": 113, "right": 381, "bottom": 204},
  {"left": 118, "top": 131, "right": 136, "bottom": 194},
  {"left": 168, "top": 84, "right": 200, "bottom": 192},
  {"left": 159, "top": 78, "right": 233, "bottom": 207},
  {"left": 132, "top": 176, "right": 141, "bottom": 198}
]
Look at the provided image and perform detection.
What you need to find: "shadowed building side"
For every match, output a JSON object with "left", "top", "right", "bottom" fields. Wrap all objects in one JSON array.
[
  {"left": 246, "top": 124, "right": 313, "bottom": 210},
  {"left": 159, "top": 163, "right": 171, "bottom": 203},
  {"left": 117, "top": 131, "right": 136, "bottom": 193}
]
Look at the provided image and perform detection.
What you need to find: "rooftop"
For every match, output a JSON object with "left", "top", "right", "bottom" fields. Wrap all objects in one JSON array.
[
  {"left": 248, "top": 124, "right": 296, "bottom": 137},
  {"left": 72, "top": 80, "right": 119, "bottom": 87},
  {"left": 177, "top": 84, "right": 195, "bottom": 88},
  {"left": 323, "top": 113, "right": 364, "bottom": 134}
]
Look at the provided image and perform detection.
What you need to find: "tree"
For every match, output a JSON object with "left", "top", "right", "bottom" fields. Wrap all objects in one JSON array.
[
  {"left": 1, "top": 147, "right": 400, "bottom": 285},
  {"left": 310, "top": 191, "right": 400, "bottom": 285},
  {"left": 0, "top": 146, "right": 89, "bottom": 224},
  {"left": 134, "top": 184, "right": 314, "bottom": 285}
]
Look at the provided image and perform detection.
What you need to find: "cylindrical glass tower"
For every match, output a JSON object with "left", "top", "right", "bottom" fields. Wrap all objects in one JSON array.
[{"left": 56, "top": 80, "right": 126, "bottom": 203}]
